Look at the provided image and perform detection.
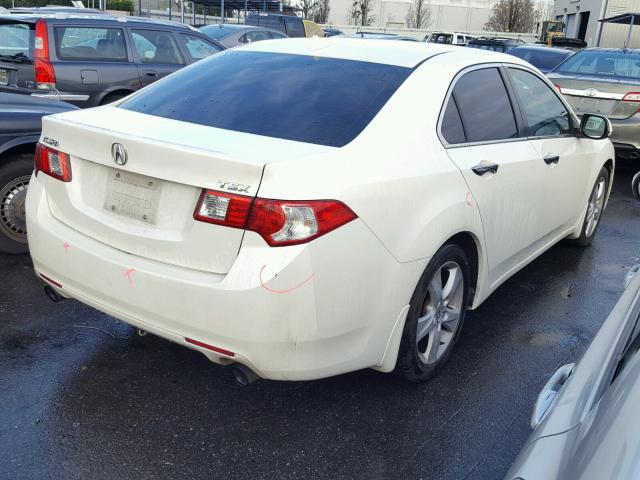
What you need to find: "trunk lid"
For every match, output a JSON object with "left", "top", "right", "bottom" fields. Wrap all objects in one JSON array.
[
  {"left": 0, "top": 19, "right": 36, "bottom": 91},
  {"left": 549, "top": 73, "right": 640, "bottom": 119},
  {"left": 40, "top": 107, "right": 330, "bottom": 274}
]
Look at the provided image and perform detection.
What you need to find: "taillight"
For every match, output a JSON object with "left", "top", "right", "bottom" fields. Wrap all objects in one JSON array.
[
  {"left": 622, "top": 92, "right": 640, "bottom": 102},
  {"left": 34, "top": 20, "right": 56, "bottom": 89},
  {"left": 193, "top": 190, "right": 357, "bottom": 246},
  {"left": 35, "top": 142, "right": 72, "bottom": 182},
  {"left": 554, "top": 84, "right": 563, "bottom": 93}
]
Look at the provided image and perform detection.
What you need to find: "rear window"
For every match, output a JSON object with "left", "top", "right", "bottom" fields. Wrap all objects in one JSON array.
[
  {"left": 200, "top": 25, "right": 237, "bottom": 40},
  {"left": 55, "top": 27, "right": 127, "bottom": 61},
  {"left": 554, "top": 50, "right": 640, "bottom": 80},
  {"left": 467, "top": 42, "right": 505, "bottom": 53},
  {"left": 0, "top": 22, "right": 33, "bottom": 60},
  {"left": 428, "top": 33, "right": 453, "bottom": 44},
  {"left": 120, "top": 51, "right": 410, "bottom": 147},
  {"left": 509, "top": 48, "right": 572, "bottom": 72}
]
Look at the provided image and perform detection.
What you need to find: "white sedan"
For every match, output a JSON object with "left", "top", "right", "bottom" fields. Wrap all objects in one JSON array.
[{"left": 26, "top": 38, "right": 614, "bottom": 383}]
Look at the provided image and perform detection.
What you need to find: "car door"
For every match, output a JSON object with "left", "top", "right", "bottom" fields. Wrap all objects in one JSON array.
[
  {"left": 52, "top": 24, "right": 141, "bottom": 105},
  {"left": 506, "top": 66, "right": 592, "bottom": 235},
  {"left": 129, "top": 28, "right": 186, "bottom": 87},
  {"left": 441, "top": 66, "right": 551, "bottom": 288}
]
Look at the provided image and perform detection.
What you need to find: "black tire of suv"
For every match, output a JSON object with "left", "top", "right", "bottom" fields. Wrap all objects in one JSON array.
[
  {"left": 394, "top": 243, "right": 471, "bottom": 383},
  {"left": 0, "top": 153, "right": 33, "bottom": 254}
]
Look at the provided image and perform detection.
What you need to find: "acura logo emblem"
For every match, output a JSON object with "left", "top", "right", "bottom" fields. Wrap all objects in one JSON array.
[
  {"left": 585, "top": 88, "right": 599, "bottom": 97},
  {"left": 111, "top": 143, "right": 128, "bottom": 166}
]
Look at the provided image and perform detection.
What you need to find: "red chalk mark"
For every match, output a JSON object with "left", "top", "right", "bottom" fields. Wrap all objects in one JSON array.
[
  {"left": 465, "top": 192, "right": 473, "bottom": 207},
  {"left": 259, "top": 264, "right": 314, "bottom": 294},
  {"left": 63, "top": 242, "right": 71, "bottom": 252},
  {"left": 123, "top": 268, "right": 136, "bottom": 287}
]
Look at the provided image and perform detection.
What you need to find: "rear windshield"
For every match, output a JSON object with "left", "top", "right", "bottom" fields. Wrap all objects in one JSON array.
[
  {"left": 554, "top": 49, "right": 640, "bottom": 80},
  {"left": 467, "top": 42, "right": 506, "bottom": 53},
  {"left": 428, "top": 33, "right": 453, "bottom": 44},
  {"left": 509, "top": 48, "right": 572, "bottom": 71},
  {"left": 120, "top": 51, "right": 411, "bottom": 147},
  {"left": 200, "top": 24, "right": 237, "bottom": 40},
  {"left": 0, "top": 22, "right": 33, "bottom": 61}
]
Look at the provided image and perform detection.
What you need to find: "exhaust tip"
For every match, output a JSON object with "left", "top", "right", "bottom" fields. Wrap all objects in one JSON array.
[
  {"left": 44, "top": 285, "right": 65, "bottom": 303},
  {"left": 230, "top": 363, "right": 260, "bottom": 386}
]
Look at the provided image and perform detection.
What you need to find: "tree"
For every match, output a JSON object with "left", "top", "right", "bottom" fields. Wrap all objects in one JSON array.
[
  {"left": 346, "top": 0, "right": 375, "bottom": 26},
  {"left": 405, "top": 0, "right": 431, "bottom": 29},
  {"left": 312, "top": 0, "right": 330, "bottom": 23},
  {"left": 484, "top": 0, "right": 538, "bottom": 33},
  {"left": 299, "top": 0, "right": 318, "bottom": 20}
]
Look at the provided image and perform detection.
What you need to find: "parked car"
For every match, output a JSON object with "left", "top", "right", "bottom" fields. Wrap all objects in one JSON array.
[
  {"left": 349, "top": 32, "right": 418, "bottom": 41},
  {"left": 0, "top": 92, "right": 77, "bottom": 253},
  {"left": 26, "top": 39, "right": 614, "bottom": 384},
  {"left": 506, "top": 256, "right": 640, "bottom": 478},
  {"left": 0, "top": 13, "right": 224, "bottom": 108},
  {"left": 466, "top": 36, "right": 525, "bottom": 53},
  {"left": 548, "top": 48, "right": 640, "bottom": 161},
  {"left": 425, "top": 32, "right": 474, "bottom": 45},
  {"left": 200, "top": 24, "right": 286, "bottom": 47},
  {"left": 507, "top": 45, "right": 574, "bottom": 73},
  {"left": 245, "top": 13, "right": 323, "bottom": 38},
  {"left": 323, "top": 27, "right": 343, "bottom": 37}
]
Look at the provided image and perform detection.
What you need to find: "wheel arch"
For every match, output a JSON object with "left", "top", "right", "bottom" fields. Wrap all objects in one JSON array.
[
  {"left": 98, "top": 89, "right": 135, "bottom": 105},
  {"left": 0, "top": 136, "right": 39, "bottom": 159},
  {"left": 444, "top": 231, "right": 481, "bottom": 308}
]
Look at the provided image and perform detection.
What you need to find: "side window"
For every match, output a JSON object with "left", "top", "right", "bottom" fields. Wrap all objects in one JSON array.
[
  {"left": 181, "top": 34, "right": 221, "bottom": 60},
  {"left": 508, "top": 68, "right": 572, "bottom": 137},
  {"left": 452, "top": 68, "right": 518, "bottom": 143},
  {"left": 131, "top": 29, "right": 184, "bottom": 65},
  {"left": 242, "top": 30, "right": 272, "bottom": 43},
  {"left": 284, "top": 17, "right": 305, "bottom": 37},
  {"left": 441, "top": 97, "right": 466, "bottom": 144},
  {"left": 55, "top": 27, "right": 127, "bottom": 61},
  {"left": 612, "top": 314, "right": 640, "bottom": 383}
]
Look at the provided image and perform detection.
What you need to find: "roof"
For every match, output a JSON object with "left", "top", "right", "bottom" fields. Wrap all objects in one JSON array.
[
  {"left": 238, "top": 37, "right": 528, "bottom": 68},
  {"left": 0, "top": 12, "right": 197, "bottom": 30},
  {"left": 599, "top": 12, "right": 640, "bottom": 24}
]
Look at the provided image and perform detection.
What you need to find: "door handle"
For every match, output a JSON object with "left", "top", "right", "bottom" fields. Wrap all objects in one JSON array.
[
  {"left": 143, "top": 69, "right": 157, "bottom": 77},
  {"left": 472, "top": 163, "right": 499, "bottom": 176},
  {"left": 544, "top": 155, "right": 560, "bottom": 165}
]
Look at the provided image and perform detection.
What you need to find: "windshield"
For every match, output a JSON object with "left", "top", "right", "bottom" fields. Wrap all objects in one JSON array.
[
  {"left": 0, "top": 22, "right": 33, "bottom": 60},
  {"left": 200, "top": 25, "right": 237, "bottom": 40},
  {"left": 120, "top": 51, "right": 411, "bottom": 147},
  {"left": 554, "top": 49, "right": 640, "bottom": 79}
]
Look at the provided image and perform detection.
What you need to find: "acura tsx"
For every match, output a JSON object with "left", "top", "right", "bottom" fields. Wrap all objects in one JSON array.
[{"left": 26, "top": 38, "right": 614, "bottom": 382}]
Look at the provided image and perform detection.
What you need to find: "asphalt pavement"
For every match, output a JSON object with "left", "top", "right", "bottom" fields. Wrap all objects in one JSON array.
[{"left": 1, "top": 166, "right": 639, "bottom": 480}]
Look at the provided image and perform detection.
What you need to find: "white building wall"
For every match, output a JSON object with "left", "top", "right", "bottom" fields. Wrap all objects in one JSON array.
[
  {"left": 553, "top": 0, "right": 640, "bottom": 47},
  {"left": 327, "top": 0, "right": 493, "bottom": 31}
]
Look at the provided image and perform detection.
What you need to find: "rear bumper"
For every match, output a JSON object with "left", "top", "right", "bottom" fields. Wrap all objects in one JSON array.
[{"left": 26, "top": 174, "right": 421, "bottom": 381}]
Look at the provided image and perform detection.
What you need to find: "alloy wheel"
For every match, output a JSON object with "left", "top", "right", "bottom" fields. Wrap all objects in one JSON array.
[
  {"left": 585, "top": 177, "right": 606, "bottom": 238},
  {"left": 416, "top": 260, "right": 465, "bottom": 365},
  {"left": 0, "top": 175, "right": 30, "bottom": 244}
]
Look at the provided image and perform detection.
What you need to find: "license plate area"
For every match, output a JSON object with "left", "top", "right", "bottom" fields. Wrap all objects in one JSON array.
[
  {"left": 0, "top": 69, "right": 8, "bottom": 86},
  {"left": 104, "top": 170, "right": 161, "bottom": 224}
]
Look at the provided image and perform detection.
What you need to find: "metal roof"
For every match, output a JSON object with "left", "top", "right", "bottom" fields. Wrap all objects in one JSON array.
[{"left": 599, "top": 12, "right": 640, "bottom": 25}]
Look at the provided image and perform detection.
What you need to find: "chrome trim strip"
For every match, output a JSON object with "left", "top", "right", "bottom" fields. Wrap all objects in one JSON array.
[
  {"left": 560, "top": 87, "right": 624, "bottom": 100},
  {"left": 31, "top": 93, "right": 89, "bottom": 101}
]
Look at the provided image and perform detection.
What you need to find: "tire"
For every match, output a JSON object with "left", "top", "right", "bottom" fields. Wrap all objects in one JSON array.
[
  {"left": 574, "top": 167, "right": 610, "bottom": 247},
  {"left": 0, "top": 152, "right": 33, "bottom": 254},
  {"left": 394, "top": 243, "right": 471, "bottom": 383}
]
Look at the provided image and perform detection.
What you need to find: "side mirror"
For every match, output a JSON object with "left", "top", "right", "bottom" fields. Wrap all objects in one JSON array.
[
  {"left": 580, "top": 114, "right": 611, "bottom": 139},
  {"left": 633, "top": 172, "right": 640, "bottom": 201}
]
